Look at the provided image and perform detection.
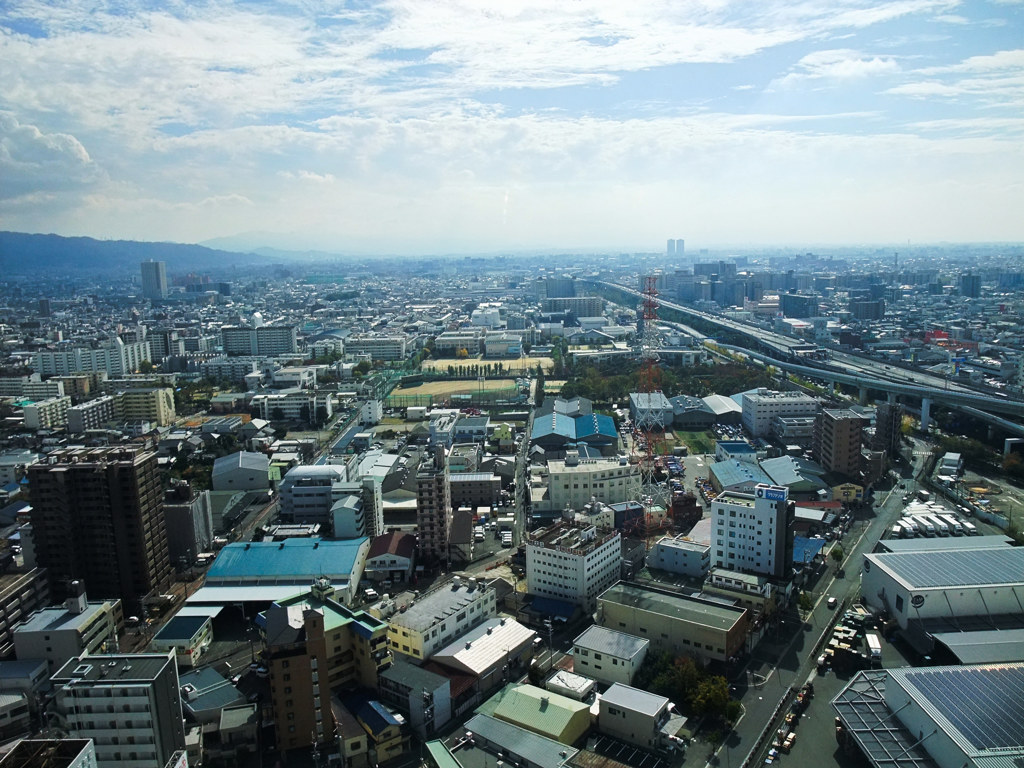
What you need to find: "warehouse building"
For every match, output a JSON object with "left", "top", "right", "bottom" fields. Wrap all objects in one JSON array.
[
  {"left": 596, "top": 582, "right": 749, "bottom": 665},
  {"left": 833, "top": 663, "right": 1024, "bottom": 768}
]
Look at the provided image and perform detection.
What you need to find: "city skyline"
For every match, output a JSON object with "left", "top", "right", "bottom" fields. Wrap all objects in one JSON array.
[{"left": 1, "top": 0, "right": 1022, "bottom": 254}]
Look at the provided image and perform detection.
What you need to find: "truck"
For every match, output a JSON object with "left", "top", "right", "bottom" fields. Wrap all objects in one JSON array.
[
  {"left": 937, "top": 514, "right": 963, "bottom": 536},
  {"left": 961, "top": 520, "right": 978, "bottom": 536},
  {"left": 909, "top": 515, "right": 935, "bottom": 537},
  {"left": 865, "top": 633, "right": 882, "bottom": 662},
  {"left": 897, "top": 520, "right": 918, "bottom": 538},
  {"left": 917, "top": 490, "right": 931, "bottom": 503},
  {"left": 924, "top": 514, "right": 950, "bottom": 537}
]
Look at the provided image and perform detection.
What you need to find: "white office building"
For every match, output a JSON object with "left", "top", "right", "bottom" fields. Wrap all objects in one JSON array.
[
  {"left": 23, "top": 396, "right": 72, "bottom": 429},
  {"left": 50, "top": 651, "right": 185, "bottom": 768},
  {"left": 572, "top": 625, "right": 649, "bottom": 686},
  {"left": 741, "top": 389, "right": 821, "bottom": 438},
  {"left": 33, "top": 339, "right": 152, "bottom": 378},
  {"left": 379, "top": 577, "right": 497, "bottom": 660},
  {"left": 526, "top": 522, "right": 622, "bottom": 611},
  {"left": 711, "top": 484, "right": 794, "bottom": 579},
  {"left": 648, "top": 534, "right": 711, "bottom": 579},
  {"left": 68, "top": 395, "right": 117, "bottom": 433},
  {"left": 546, "top": 456, "right": 639, "bottom": 512},
  {"left": 344, "top": 334, "right": 408, "bottom": 361}
]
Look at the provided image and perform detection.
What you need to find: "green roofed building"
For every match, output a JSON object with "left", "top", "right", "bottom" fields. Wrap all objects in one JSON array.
[{"left": 478, "top": 683, "right": 590, "bottom": 745}]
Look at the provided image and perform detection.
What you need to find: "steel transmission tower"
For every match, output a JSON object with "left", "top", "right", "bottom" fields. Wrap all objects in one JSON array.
[{"left": 626, "top": 275, "right": 671, "bottom": 540}]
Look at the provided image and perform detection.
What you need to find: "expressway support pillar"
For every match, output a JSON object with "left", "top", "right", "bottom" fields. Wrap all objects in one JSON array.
[
  {"left": 921, "top": 398, "right": 932, "bottom": 432},
  {"left": 888, "top": 391, "right": 898, "bottom": 404},
  {"left": 858, "top": 386, "right": 869, "bottom": 406}
]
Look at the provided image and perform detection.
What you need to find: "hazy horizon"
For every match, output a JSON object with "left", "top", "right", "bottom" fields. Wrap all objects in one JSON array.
[{"left": 2, "top": 0, "right": 1022, "bottom": 254}]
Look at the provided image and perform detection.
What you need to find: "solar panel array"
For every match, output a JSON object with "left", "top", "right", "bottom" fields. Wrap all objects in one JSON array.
[
  {"left": 905, "top": 666, "right": 1024, "bottom": 750},
  {"left": 882, "top": 547, "right": 1024, "bottom": 588}
]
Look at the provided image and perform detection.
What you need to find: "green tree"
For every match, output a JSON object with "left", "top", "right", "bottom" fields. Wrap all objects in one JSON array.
[
  {"left": 535, "top": 365, "right": 546, "bottom": 408},
  {"left": 798, "top": 591, "right": 814, "bottom": 612},
  {"left": 353, "top": 360, "right": 372, "bottom": 377},
  {"left": 690, "top": 676, "right": 730, "bottom": 718},
  {"left": 830, "top": 544, "right": 845, "bottom": 566},
  {"left": 271, "top": 407, "right": 285, "bottom": 422}
]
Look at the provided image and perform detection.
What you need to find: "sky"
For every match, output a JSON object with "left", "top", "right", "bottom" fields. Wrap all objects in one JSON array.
[{"left": 1, "top": 0, "right": 1022, "bottom": 254}]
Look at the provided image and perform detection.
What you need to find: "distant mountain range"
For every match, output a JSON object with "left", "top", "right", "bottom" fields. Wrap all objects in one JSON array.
[{"left": 0, "top": 231, "right": 263, "bottom": 275}]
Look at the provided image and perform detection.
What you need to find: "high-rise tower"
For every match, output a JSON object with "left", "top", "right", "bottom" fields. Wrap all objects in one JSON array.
[
  {"left": 27, "top": 447, "right": 172, "bottom": 614},
  {"left": 140, "top": 259, "right": 168, "bottom": 300}
]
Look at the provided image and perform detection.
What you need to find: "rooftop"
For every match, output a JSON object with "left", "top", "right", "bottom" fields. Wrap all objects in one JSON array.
[
  {"left": 152, "top": 614, "right": 211, "bottom": 642},
  {"left": 206, "top": 537, "right": 367, "bottom": 583},
  {"left": 598, "top": 582, "right": 747, "bottom": 632},
  {"left": 433, "top": 618, "right": 535, "bottom": 676},
  {"left": 179, "top": 667, "right": 245, "bottom": 714},
  {"left": 573, "top": 626, "right": 648, "bottom": 660},
  {"left": 480, "top": 684, "right": 589, "bottom": 739},
  {"left": 388, "top": 579, "right": 491, "bottom": 631},
  {"left": 0, "top": 740, "right": 95, "bottom": 768},
  {"left": 865, "top": 547, "right": 1024, "bottom": 590},
  {"left": 528, "top": 522, "right": 619, "bottom": 554},
  {"left": 53, "top": 652, "right": 173, "bottom": 685},
  {"left": 14, "top": 601, "right": 114, "bottom": 635},
  {"left": 600, "top": 683, "right": 669, "bottom": 717}
]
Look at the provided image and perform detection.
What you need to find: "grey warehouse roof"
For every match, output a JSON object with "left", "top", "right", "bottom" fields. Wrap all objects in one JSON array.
[{"left": 866, "top": 547, "right": 1024, "bottom": 589}]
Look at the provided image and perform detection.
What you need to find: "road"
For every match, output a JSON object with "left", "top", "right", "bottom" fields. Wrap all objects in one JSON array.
[
  {"left": 711, "top": 447, "right": 928, "bottom": 768},
  {"left": 315, "top": 411, "right": 364, "bottom": 464},
  {"left": 592, "top": 280, "right": 1024, "bottom": 418}
]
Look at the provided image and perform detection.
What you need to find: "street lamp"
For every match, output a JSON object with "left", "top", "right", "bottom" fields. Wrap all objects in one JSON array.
[{"left": 544, "top": 619, "right": 554, "bottom": 670}]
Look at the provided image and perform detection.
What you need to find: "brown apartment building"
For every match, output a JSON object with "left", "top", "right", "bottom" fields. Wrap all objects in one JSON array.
[
  {"left": 27, "top": 447, "right": 171, "bottom": 614},
  {"left": 812, "top": 409, "right": 868, "bottom": 479},
  {"left": 263, "top": 578, "right": 392, "bottom": 752}
]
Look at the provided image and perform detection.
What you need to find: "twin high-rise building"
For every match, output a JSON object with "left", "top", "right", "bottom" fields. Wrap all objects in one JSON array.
[
  {"left": 140, "top": 260, "right": 168, "bottom": 300},
  {"left": 27, "top": 447, "right": 172, "bottom": 614},
  {"left": 666, "top": 238, "right": 685, "bottom": 257}
]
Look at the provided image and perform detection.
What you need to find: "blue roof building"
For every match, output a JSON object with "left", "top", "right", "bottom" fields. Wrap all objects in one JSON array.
[{"left": 194, "top": 537, "right": 371, "bottom": 606}]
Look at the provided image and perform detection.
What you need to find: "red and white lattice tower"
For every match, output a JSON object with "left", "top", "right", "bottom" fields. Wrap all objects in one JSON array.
[{"left": 626, "top": 275, "right": 671, "bottom": 539}]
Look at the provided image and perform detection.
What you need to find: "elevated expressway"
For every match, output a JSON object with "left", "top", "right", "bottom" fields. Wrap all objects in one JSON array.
[{"left": 586, "top": 280, "right": 1024, "bottom": 435}]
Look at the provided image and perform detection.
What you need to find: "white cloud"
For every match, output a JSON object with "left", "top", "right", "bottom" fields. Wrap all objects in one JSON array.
[
  {"left": 772, "top": 49, "right": 901, "bottom": 88},
  {"left": 0, "top": 0, "right": 1021, "bottom": 247},
  {"left": 0, "top": 111, "right": 100, "bottom": 199},
  {"left": 887, "top": 49, "right": 1024, "bottom": 105},
  {"left": 931, "top": 13, "right": 970, "bottom": 23}
]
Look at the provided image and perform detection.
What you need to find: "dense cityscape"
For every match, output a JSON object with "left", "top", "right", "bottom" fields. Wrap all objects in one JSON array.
[{"left": 0, "top": 237, "right": 1021, "bottom": 768}]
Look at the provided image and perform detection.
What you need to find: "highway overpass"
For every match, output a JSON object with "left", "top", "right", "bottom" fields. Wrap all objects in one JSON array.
[{"left": 585, "top": 279, "right": 1024, "bottom": 424}]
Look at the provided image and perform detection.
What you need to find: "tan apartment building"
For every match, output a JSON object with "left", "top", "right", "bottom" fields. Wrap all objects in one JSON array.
[
  {"left": 597, "top": 582, "right": 749, "bottom": 664},
  {"left": 263, "top": 578, "right": 392, "bottom": 752}
]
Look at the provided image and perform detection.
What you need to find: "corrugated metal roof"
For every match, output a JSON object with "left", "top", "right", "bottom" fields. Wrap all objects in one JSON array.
[
  {"left": 869, "top": 547, "right": 1024, "bottom": 589},
  {"left": 206, "top": 538, "right": 366, "bottom": 583},
  {"left": 432, "top": 618, "right": 535, "bottom": 676},
  {"left": 464, "top": 713, "right": 579, "bottom": 768},
  {"left": 486, "top": 685, "right": 589, "bottom": 742}
]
